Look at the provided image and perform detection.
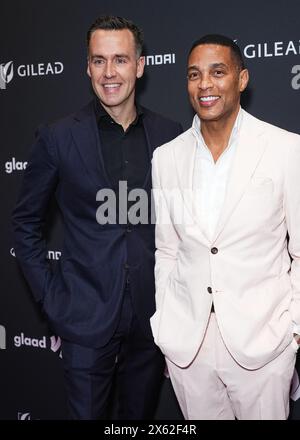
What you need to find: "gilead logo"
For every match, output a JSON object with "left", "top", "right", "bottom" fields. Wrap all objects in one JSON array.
[
  {"left": 14, "top": 333, "right": 46, "bottom": 349},
  {"left": 0, "top": 60, "right": 64, "bottom": 90},
  {"left": 17, "top": 62, "right": 63, "bottom": 77},
  {"left": 243, "top": 40, "right": 300, "bottom": 59},
  {"left": 0, "top": 61, "right": 13, "bottom": 89},
  {"left": 18, "top": 412, "right": 31, "bottom": 420}
]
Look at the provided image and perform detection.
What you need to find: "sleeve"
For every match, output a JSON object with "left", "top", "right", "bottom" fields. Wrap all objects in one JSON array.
[
  {"left": 12, "top": 124, "right": 59, "bottom": 302},
  {"left": 152, "top": 148, "right": 180, "bottom": 310},
  {"left": 285, "top": 136, "right": 300, "bottom": 326}
]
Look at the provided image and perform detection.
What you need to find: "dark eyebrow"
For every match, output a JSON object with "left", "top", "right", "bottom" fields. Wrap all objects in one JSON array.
[
  {"left": 210, "top": 62, "right": 228, "bottom": 69},
  {"left": 90, "top": 54, "right": 130, "bottom": 60},
  {"left": 187, "top": 65, "right": 199, "bottom": 71},
  {"left": 114, "top": 54, "right": 130, "bottom": 59},
  {"left": 187, "top": 62, "right": 228, "bottom": 71}
]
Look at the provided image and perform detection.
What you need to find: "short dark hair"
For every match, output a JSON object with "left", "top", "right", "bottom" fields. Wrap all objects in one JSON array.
[
  {"left": 188, "top": 34, "right": 245, "bottom": 70},
  {"left": 87, "top": 15, "right": 144, "bottom": 57}
]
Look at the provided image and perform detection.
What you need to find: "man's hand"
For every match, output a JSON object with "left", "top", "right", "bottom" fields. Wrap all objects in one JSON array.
[{"left": 293, "top": 334, "right": 300, "bottom": 345}]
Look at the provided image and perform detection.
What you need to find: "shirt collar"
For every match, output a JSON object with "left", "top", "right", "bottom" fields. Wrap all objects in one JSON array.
[
  {"left": 94, "top": 98, "right": 144, "bottom": 127},
  {"left": 192, "top": 106, "right": 243, "bottom": 152}
]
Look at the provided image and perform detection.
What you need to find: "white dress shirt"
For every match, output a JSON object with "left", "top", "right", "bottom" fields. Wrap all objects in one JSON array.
[{"left": 192, "top": 108, "right": 242, "bottom": 240}]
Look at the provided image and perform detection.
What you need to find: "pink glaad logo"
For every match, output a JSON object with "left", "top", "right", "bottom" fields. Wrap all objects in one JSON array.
[{"left": 50, "top": 335, "right": 62, "bottom": 358}]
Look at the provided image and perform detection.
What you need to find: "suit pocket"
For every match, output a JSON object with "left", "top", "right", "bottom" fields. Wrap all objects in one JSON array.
[{"left": 245, "top": 176, "right": 274, "bottom": 196}]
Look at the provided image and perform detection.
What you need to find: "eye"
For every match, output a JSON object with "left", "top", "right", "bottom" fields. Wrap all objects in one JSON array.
[
  {"left": 116, "top": 57, "right": 127, "bottom": 64},
  {"left": 92, "top": 58, "right": 104, "bottom": 65},
  {"left": 187, "top": 71, "right": 200, "bottom": 81},
  {"left": 214, "top": 70, "right": 225, "bottom": 77}
]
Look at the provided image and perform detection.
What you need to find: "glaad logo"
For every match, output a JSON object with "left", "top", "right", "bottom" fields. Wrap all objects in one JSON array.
[
  {"left": 291, "top": 65, "right": 300, "bottom": 90},
  {"left": 0, "top": 61, "right": 14, "bottom": 89},
  {"left": 13, "top": 331, "right": 62, "bottom": 355},
  {"left": 50, "top": 335, "right": 61, "bottom": 352},
  {"left": 146, "top": 53, "right": 176, "bottom": 66},
  {"left": 18, "top": 412, "right": 31, "bottom": 420},
  {"left": 0, "top": 325, "right": 6, "bottom": 350},
  {"left": 5, "top": 157, "right": 28, "bottom": 174},
  {"left": 50, "top": 335, "right": 62, "bottom": 358},
  {"left": 0, "top": 60, "right": 64, "bottom": 90},
  {"left": 14, "top": 332, "right": 46, "bottom": 349}
]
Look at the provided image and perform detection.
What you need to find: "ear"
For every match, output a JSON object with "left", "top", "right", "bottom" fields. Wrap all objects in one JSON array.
[
  {"left": 87, "top": 59, "right": 91, "bottom": 78},
  {"left": 239, "top": 69, "right": 249, "bottom": 92},
  {"left": 136, "top": 56, "right": 145, "bottom": 79}
]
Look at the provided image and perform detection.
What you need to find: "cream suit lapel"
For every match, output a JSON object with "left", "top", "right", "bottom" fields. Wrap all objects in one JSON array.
[
  {"left": 213, "top": 111, "right": 268, "bottom": 243},
  {"left": 173, "top": 129, "right": 211, "bottom": 243}
]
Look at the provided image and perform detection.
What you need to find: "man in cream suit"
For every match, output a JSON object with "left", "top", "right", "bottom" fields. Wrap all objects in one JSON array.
[{"left": 150, "top": 34, "right": 300, "bottom": 420}]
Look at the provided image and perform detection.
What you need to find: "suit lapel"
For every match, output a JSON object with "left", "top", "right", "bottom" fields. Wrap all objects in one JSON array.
[
  {"left": 71, "top": 104, "right": 160, "bottom": 191},
  {"left": 173, "top": 130, "right": 196, "bottom": 194},
  {"left": 173, "top": 130, "right": 211, "bottom": 242},
  {"left": 141, "top": 111, "right": 155, "bottom": 160},
  {"left": 71, "top": 102, "right": 111, "bottom": 188},
  {"left": 141, "top": 112, "right": 156, "bottom": 189},
  {"left": 213, "top": 111, "right": 267, "bottom": 243}
]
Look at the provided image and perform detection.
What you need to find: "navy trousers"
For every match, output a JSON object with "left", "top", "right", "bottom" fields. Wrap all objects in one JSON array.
[{"left": 61, "top": 284, "right": 165, "bottom": 419}]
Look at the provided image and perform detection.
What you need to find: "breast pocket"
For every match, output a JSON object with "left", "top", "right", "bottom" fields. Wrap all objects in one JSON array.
[{"left": 245, "top": 176, "right": 274, "bottom": 196}]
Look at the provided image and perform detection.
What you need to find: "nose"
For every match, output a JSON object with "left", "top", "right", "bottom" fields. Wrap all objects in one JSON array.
[
  {"left": 104, "top": 61, "right": 116, "bottom": 78},
  {"left": 198, "top": 73, "right": 213, "bottom": 90}
]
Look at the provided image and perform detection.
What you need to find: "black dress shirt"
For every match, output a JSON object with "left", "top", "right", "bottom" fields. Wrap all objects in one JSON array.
[
  {"left": 94, "top": 99, "right": 149, "bottom": 191},
  {"left": 94, "top": 99, "right": 150, "bottom": 224}
]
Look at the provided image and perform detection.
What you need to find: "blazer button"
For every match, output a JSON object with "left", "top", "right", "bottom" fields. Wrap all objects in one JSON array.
[
  {"left": 126, "top": 227, "right": 132, "bottom": 233},
  {"left": 211, "top": 247, "right": 218, "bottom": 254},
  {"left": 207, "top": 287, "right": 212, "bottom": 294},
  {"left": 124, "top": 263, "right": 130, "bottom": 270}
]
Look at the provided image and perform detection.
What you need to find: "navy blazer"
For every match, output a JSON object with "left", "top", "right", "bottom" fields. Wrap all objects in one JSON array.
[{"left": 12, "top": 101, "right": 182, "bottom": 347}]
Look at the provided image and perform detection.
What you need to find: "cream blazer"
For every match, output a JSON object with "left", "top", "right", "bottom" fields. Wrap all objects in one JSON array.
[{"left": 150, "top": 110, "right": 300, "bottom": 369}]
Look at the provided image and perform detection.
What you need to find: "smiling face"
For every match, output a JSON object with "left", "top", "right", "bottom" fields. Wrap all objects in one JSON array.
[
  {"left": 87, "top": 29, "right": 145, "bottom": 116},
  {"left": 187, "top": 44, "right": 249, "bottom": 125}
]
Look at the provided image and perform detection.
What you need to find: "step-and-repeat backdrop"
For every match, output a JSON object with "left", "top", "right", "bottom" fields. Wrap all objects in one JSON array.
[{"left": 1, "top": 0, "right": 300, "bottom": 420}]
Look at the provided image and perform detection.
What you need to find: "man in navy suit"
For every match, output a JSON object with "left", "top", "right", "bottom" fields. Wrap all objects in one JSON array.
[{"left": 12, "top": 15, "right": 182, "bottom": 419}]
